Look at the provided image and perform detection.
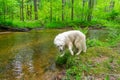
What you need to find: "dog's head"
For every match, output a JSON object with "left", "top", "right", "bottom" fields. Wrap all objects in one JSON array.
[{"left": 54, "top": 35, "right": 65, "bottom": 53}]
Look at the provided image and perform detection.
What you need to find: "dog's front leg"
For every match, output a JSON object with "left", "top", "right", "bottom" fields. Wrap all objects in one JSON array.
[
  {"left": 76, "top": 49, "right": 82, "bottom": 55},
  {"left": 68, "top": 43, "right": 74, "bottom": 55},
  {"left": 60, "top": 52, "right": 65, "bottom": 57}
]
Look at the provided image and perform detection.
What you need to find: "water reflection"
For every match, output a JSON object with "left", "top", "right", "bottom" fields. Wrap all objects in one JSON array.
[
  {"left": 9, "top": 33, "right": 34, "bottom": 79},
  {"left": 88, "top": 29, "right": 109, "bottom": 41},
  {"left": 12, "top": 47, "right": 34, "bottom": 79}
]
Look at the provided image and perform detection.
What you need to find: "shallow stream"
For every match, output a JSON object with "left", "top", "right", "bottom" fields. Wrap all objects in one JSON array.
[{"left": 0, "top": 29, "right": 109, "bottom": 80}]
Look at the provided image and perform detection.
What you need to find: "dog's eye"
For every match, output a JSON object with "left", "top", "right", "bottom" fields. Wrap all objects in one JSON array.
[
  {"left": 60, "top": 45, "right": 63, "bottom": 47},
  {"left": 56, "top": 45, "right": 62, "bottom": 47},
  {"left": 56, "top": 46, "right": 59, "bottom": 47}
]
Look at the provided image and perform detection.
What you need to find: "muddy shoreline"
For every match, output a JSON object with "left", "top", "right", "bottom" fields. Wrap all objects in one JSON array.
[
  {"left": 0, "top": 26, "right": 31, "bottom": 32},
  {"left": 0, "top": 24, "right": 105, "bottom": 32}
]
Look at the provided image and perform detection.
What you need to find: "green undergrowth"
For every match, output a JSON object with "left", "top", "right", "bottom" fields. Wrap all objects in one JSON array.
[
  {"left": 0, "top": 20, "right": 42, "bottom": 28},
  {"left": 66, "top": 47, "right": 120, "bottom": 79},
  {"left": 56, "top": 47, "right": 120, "bottom": 79},
  {"left": 12, "top": 20, "right": 42, "bottom": 28},
  {"left": 0, "top": 18, "right": 120, "bottom": 29}
]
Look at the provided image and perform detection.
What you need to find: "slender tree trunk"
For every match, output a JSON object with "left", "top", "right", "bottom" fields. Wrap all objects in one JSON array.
[
  {"left": 3, "top": 1, "right": 6, "bottom": 22},
  {"left": 82, "top": 0, "right": 85, "bottom": 8},
  {"left": 30, "top": 4, "right": 32, "bottom": 20},
  {"left": 38, "top": 0, "right": 40, "bottom": 8},
  {"left": 20, "top": 6, "right": 22, "bottom": 20},
  {"left": 6, "top": 6, "right": 8, "bottom": 19},
  {"left": 62, "top": 0, "right": 64, "bottom": 21},
  {"left": 87, "top": 0, "right": 94, "bottom": 21},
  {"left": 9, "top": 8, "right": 11, "bottom": 19},
  {"left": 34, "top": 0, "right": 38, "bottom": 20},
  {"left": 26, "top": 4, "right": 29, "bottom": 20},
  {"left": 71, "top": 0, "right": 74, "bottom": 20},
  {"left": 82, "top": 0, "right": 86, "bottom": 20},
  {"left": 50, "top": 0, "right": 52, "bottom": 22},
  {"left": 10, "top": 6, "right": 14, "bottom": 20},
  {"left": 21, "top": 0, "right": 24, "bottom": 21},
  {"left": 109, "top": 0, "right": 115, "bottom": 11},
  {"left": 11, "top": 10, "right": 14, "bottom": 20}
]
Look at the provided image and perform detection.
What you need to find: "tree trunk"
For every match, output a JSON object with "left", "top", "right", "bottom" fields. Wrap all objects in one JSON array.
[
  {"left": 82, "top": 0, "right": 86, "bottom": 20},
  {"left": 38, "top": 0, "right": 40, "bottom": 8},
  {"left": 50, "top": 0, "right": 52, "bottom": 22},
  {"left": 87, "top": 0, "right": 94, "bottom": 21},
  {"left": 11, "top": 10, "right": 14, "bottom": 20},
  {"left": 26, "top": 4, "right": 29, "bottom": 20},
  {"left": 21, "top": 0, "right": 24, "bottom": 21},
  {"left": 30, "top": 4, "right": 32, "bottom": 20},
  {"left": 20, "top": 6, "right": 21, "bottom": 20},
  {"left": 71, "top": 0, "right": 74, "bottom": 20},
  {"left": 62, "top": 0, "right": 64, "bottom": 21},
  {"left": 34, "top": 0, "right": 38, "bottom": 20},
  {"left": 3, "top": 1, "right": 6, "bottom": 22},
  {"left": 109, "top": 0, "right": 115, "bottom": 11}
]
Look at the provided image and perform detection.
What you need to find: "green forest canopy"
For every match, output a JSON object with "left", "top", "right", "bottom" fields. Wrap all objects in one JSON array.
[{"left": 0, "top": 0, "right": 120, "bottom": 28}]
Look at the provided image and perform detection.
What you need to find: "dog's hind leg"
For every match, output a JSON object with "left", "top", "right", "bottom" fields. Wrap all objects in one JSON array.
[
  {"left": 82, "top": 38, "right": 87, "bottom": 53},
  {"left": 68, "top": 43, "right": 74, "bottom": 55},
  {"left": 75, "top": 40, "right": 82, "bottom": 55}
]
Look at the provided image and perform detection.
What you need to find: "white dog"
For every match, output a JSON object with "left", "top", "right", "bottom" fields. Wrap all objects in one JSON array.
[{"left": 54, "top": 30, "right": 86, "bottom": 57}]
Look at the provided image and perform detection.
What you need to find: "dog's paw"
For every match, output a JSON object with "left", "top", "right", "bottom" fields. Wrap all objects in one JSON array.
[
  {"left": 76, "top": 52, "right": 81, "bottom": 55},
  {"left": 76, "top": 53, "right": 79, "bottom": 55},
  {"left": 70, "top": 52, "right": 74, "bottom": 56},
  {"left": 83, "top": 50, "right": 86, "bottom": 53},
  {"left": 60, "top": 54, "right": 64, "bottom": 57}
]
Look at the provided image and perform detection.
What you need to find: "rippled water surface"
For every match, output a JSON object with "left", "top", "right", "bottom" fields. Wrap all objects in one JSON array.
[{"left": 0, "top": 29, "right": 67, "bottom": 80}]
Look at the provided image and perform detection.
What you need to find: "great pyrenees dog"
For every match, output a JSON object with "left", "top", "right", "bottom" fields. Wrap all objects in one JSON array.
[{"left": 54, "top": 30, "right": 86, "bottom": 57}]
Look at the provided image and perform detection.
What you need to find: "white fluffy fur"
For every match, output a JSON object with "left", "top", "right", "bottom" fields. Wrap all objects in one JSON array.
[{"left": 54, "top": 30, "right": 87, "bottom": 57}]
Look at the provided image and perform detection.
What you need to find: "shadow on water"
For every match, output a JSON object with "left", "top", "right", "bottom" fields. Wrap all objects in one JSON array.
[{"left": 0, "top": 29, "right": 109, "bottom": 80}]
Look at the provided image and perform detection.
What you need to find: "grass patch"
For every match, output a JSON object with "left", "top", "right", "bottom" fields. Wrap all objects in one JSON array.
[
  {"left": 59, "top": 47, "right": 120, "bottom": 79},
  {"left": 0, "top": 20, "right": 42, "bottom": 28},
  {"left": 12, "top": 20, "right": 41, "bottom": 28},
  {"left": 1, "top": 18, "right": 120, "bottom": 29}
]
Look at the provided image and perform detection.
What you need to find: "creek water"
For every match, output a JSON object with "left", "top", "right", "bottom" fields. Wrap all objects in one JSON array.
[{"left": 0, "top": 29, "right": 109, "bottom": 80}]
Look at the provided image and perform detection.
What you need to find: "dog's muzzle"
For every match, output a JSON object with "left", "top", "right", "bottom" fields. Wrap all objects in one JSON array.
[{"left": 59, "top": 49, "right": 63, "bottom": 52}]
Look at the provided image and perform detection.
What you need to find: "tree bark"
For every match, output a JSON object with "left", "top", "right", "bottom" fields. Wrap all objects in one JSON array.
[
  {"left": 21, "top": 0, "right": 24, "bottom": 21},
  {"left": 30, "top": 3, "right": 32, "bottom": 20},
  {"left": 82, "top": 0, "right": 86, "bottom": 20},
  {"left": 34, "top": 0, "right": 38, "bottom": 20},
  {"left": 87, "top": 0, "right": 94, "bottom": 21},
  {"left": 26, "top": 4, "right": 30, "bottom": 20},
  {"left": 3, "top": 1, "right": 6, "bottom": 22},
  {"left": 20, "top": 6, "right": 21, "bottom": 20},
  {"left": 50, "top": 0, "right": 52, "bottom": 22},
  {"left": 109, "top": 0, "right": 115, "bottom": 11},
  {"left": 71, "top": 0, "right": 74, "bottom": 20},
  {"left": 62, "top": 0, "right": 64, "bottom": 21}
]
